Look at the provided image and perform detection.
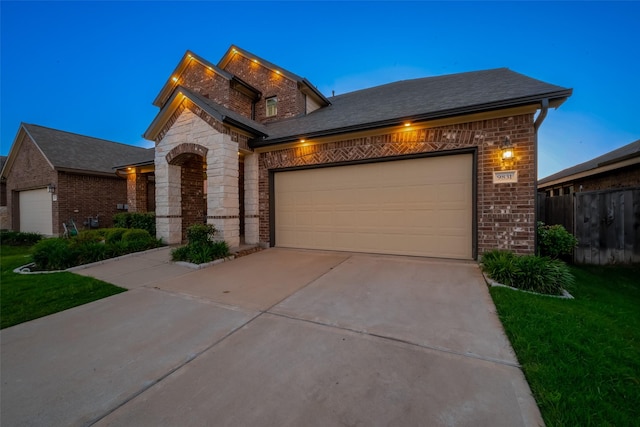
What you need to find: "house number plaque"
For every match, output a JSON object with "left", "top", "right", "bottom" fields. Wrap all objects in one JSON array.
[{"left": 493, "top": 170, "right": 518, "bottom": 184}]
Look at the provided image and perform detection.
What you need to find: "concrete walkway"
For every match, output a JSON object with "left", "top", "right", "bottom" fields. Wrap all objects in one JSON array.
[{"left": 0, "top": 248, "right": 543, "bottom": 426}]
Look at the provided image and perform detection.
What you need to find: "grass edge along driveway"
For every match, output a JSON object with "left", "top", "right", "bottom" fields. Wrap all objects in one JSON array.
[
  {"left": 490, "top": 264, "right": 640, "bottom": 427},
  {"left": 1, "top": 246, "right": 126, "bottom": 329}
]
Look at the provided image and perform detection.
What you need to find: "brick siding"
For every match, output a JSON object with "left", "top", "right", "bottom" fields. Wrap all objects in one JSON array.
[
  {"left": 179, "top": 154, "right": 206, "bottom": 241},
  {"left": 56, "top": 172, "right": 127, "bottom": 234},
  {"left": 258, "top": 113, "right": 537, "bottom": 256},
  {"left": 574, "top": 165, "right": 640, "bottom": 192},
  {"left": 222, "top": 54, "right": 305, "bottom": 124},
  {"left": 178, "top": 61, "right": 253, "bottom": 119}
]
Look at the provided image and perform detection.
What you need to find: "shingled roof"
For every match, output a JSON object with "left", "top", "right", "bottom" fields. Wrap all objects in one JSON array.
[
  {"left": 255, "top": 67, "right": 572, "bottom": 146},
  {"left": 20, "top": 124, "right": 153, "bottom": 175},
  {"left": 144, "top": 86, "right": 269, "bottom": 141},
  {"left": 539, "top": 139, "right": 640, "bottom": 186}
]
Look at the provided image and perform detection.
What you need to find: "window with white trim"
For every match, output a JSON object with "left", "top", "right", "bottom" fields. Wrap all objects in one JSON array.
[{"left": 266, "top": 96, "right": 278, "bottom": 117}]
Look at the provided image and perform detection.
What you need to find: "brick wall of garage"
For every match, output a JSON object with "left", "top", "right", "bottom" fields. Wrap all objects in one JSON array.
[
  {"left": 56, "top": 172, "right": 127, "bottom": 235},
  {"left": 5, "top": 134, "right": 57, "bottom": 232},
  {"left": 258, "top": 113, "right": 537, "bottom": 256}
]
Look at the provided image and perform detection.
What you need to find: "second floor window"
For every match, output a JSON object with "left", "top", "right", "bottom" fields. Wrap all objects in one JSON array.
[{"left": 266, "top": 97, "right": 277, "bottom": 117}]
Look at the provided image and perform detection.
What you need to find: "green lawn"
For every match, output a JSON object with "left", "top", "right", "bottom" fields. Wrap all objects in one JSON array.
[
  {"left": 490, "top": 264, "right": 640, "bottom": 427},
  {"left": 1, "top": 245, "right": 126, "bottom": 329}
]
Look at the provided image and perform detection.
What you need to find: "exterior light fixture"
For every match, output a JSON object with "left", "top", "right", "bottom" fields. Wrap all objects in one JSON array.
[
  {"left": 404, "top": 122, "right": 411, "bottom": 127},
  {"left": 47, "top": 183, "right": 56, "bottom": 193},
  {"left": 501, "top": 136, "right": 514, "bottom": 161},
  {"left": 172, "top": 77, "right": 178, "bottom": 82}
]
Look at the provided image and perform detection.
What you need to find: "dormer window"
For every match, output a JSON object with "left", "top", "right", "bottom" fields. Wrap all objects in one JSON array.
[{"left": 266, "top": 96, "right": 278, "bottom": 117}]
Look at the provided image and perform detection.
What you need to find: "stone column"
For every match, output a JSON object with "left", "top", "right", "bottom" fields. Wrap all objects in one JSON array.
[
  {"left": 206, "top": 133, "right": 240, "bottom": 247},
  {"left": 243, "top": 153, "right": 259, "bottom": 244},
  {"left": 155, "top": 162, "right": 182, "bottom": 244}
]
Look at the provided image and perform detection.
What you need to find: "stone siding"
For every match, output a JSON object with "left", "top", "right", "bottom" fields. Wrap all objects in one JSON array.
[{"left": 155, "top": 107, "right": 240, "bottom": 246}]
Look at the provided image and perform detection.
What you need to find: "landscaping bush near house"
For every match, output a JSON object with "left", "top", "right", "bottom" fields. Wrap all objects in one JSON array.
[
  {"left": 481, "top": 249, "right": 574, "bottom": 296},
  {"left": 113, "top": 212, "right": 156, "bottom": 237},
  {"left": 0, "top": 231, "right": 43, "bottom": 246},
  {"left": 32, "top": 238, "right": 79, "bottom": 270},
  {"left": 31, "top": 228, "right": 162, "bottom": 270},
  {"left": 537, "top": 221, "right": 578, "bottom": 259},
  {"left": 171, "top": 224, "right": 230, "bottom": 264}
]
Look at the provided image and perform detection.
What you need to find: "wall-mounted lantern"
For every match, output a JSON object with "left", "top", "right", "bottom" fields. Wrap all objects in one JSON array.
[
  {"left": 501, "top": 136, "right": 514, "bottom": 161},
  {"left": 47, "top": 183, "right": 56, "bottom": 193}
]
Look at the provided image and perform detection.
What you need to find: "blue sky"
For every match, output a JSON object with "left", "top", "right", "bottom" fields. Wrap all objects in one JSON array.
[{"left": 1, "top": 1, "right": 638, "bottom": 178}]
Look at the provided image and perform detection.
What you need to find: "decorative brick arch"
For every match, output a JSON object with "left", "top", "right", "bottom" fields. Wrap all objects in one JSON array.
[{"left": 166, "top": 143, "right": 208, "bottom": 165}]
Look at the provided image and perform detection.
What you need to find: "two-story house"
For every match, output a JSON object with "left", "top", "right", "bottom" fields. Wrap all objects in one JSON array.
[{"left": 119, "top": 45, "right": 572, "bottom": 259}]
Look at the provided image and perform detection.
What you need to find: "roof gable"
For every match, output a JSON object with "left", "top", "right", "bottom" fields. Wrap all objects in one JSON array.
[
  {"left": 218, "top": 45, "right": 330, "bottom": 107},
  {"left": 153, "top": 50, "right": 235, "bottom": 108}
]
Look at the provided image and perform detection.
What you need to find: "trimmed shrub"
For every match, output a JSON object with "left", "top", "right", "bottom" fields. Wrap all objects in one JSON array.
[
  {"left": 31, "top": 228, "right": 162, "bottom": 271},
  {"left": 186, "top": 224, "right": 216, "bottom": 246},
  {"left": 122, "top": 229, "right": 160, "bottom": 252},
  {"left": 210, "top": 240, "right": 230, "bottom": 259},
  {"left": 537, "top": 222, "right": 578, "bottom": 259},
  {"left": 75, "top": 241, "right": 108, "bottom": 265},
  {"left": 105, "top": 228, "right": 128, "bottom": 244},
  {"left": 113, "top": 212, "right": 156, "bottom": 236},
  {"left": 0, "top": 231, "right": 43, "bottom": 246},
  {"left": 171, "top": 224, "right": 230, "bottom": 264},
  {"left": 75, "top": 230, "right": 106, "bottom": 244},
  {"left": 32, "top": 238, "right": 77, "bottom": 270},
  {"left": 171, "top": 245, "right": 190, "bottom": 262}
]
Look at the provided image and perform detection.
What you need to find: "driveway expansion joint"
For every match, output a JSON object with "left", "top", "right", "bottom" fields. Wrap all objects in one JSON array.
[{"left": 267, "top": 311, "right": 522, "bottom": 369}]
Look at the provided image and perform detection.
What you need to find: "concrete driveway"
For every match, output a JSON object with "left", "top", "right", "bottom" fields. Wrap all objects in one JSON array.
[{"left": 0, "top": 248, "right": 543, "bottom": 426}]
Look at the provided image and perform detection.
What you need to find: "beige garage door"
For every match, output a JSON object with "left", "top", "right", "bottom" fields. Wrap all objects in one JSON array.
[
  {"left": 19, "top": 188, "right": 53, "bottom": 235},
  {"left": 274, "top": 154, "right": 473, "bottom": 259}
]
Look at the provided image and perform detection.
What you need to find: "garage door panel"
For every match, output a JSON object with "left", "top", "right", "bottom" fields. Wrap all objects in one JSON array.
[
  {"left": 275, "top": 154, "right": 473, "bottom": 259},
  {"left": 19, "top": 188, "right": 53, "bottom": 235}
]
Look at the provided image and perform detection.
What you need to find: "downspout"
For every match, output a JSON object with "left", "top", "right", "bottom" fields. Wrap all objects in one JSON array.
[
  {"left": 534, "top": 98, "right": 549, "bottom": 132},
  {"left": 533, "top": 98, "right": 549, "bottom": 254}
]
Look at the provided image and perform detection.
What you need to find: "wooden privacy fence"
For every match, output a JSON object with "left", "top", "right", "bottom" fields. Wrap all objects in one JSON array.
[{"left": 538, "top": 188, "right": 640, "bottom": 264}]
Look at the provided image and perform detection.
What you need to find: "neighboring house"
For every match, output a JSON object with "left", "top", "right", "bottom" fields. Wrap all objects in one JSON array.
[
  {"left": 537, "top": 139, "right": 640, "bottom": 265},
  {"left": 0, "top": 156, "right": 8, "bottom": 230},
  {"left": 1, "top": 123, "right": 154, "bottom": 236},
  {"left": 122, "top": 45, "right": 571, "bottom": 259},
  {"left": 538, "top": 139, "right": 640, "bottom": 195}
]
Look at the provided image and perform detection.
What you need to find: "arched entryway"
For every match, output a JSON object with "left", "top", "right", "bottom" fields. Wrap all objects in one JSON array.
[
  {"left": 170, "top": 153, "right": 206, "bottom": 242},
  {"left": 160, "top": 143, "right": 209, "bottom": 244}
]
